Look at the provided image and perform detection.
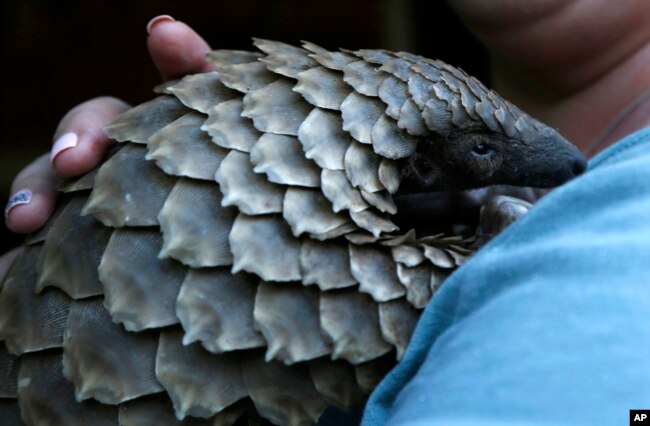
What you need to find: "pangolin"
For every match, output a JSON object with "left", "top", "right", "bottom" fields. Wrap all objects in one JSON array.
[{"left": 0, "top": 39, "right": 586, "bottom": 426}]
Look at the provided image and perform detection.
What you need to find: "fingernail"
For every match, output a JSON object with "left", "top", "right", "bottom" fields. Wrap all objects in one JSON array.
[
  {"left": 5, "top": 189, "right": 32, "bottom": 219},
  {"left": 147, "top": 15, "right": 175, "bottom": 34},
  {"left": 50, "top": 132, "right": 78, "bottom": 165}
]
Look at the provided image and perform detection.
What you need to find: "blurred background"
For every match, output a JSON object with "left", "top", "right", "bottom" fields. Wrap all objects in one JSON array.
[{"left": 0, "top": 0, "right": 487, "bottom": 254}]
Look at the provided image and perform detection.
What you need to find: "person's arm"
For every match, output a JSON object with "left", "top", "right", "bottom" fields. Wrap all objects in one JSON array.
[{"left": 0, "top": 16, "right": 214, "bottom": 280}]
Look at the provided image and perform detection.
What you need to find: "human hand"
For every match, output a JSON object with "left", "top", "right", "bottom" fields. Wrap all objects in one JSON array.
[{"left": 0, "top": 15, "right": 214, "bottom": 282}]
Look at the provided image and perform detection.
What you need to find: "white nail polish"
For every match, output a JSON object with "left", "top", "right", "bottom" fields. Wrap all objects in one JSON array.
[
  {"left": 4, "top": 189, "right": 32, "bottom": 219},
  {"left": 50, "top": 132, "right": 78, "bottom": 165}
]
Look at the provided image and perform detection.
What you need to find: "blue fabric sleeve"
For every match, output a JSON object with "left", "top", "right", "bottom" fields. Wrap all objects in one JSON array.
[{"left": 362, "top": 128, "right": 650, "bottom": 425}]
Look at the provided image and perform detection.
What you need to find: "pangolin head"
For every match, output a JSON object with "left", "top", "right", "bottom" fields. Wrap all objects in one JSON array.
[{"left": 395, "top": 58, "right": 587, "bottom": 192}]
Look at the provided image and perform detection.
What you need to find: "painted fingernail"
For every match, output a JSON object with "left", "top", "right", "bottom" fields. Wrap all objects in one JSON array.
[
  {"left": 147, "top": 15, "right": 175, "bottom": 34},
  {"left": 4, "top": 189, "right": 32, "bottom": 219},
  {"left": 50, "top": 132, "right": 78, "bottom": 165}
]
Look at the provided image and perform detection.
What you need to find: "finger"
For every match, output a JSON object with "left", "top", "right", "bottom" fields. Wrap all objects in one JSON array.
[
  {"left": 146, "top": 15, "right": 215, "bottom": 80},
  {"left": 51, "top": 96, "right": 130, "bottom": 178},
  {"left": 5, "top": 155, "right": 57, "bottom": 233},
  {"left": 0, "top": 247, "right": 22, "bottom": 284}
]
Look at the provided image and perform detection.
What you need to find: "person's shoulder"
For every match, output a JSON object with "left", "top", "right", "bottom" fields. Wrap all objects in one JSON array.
[{"left": 589, "top": 126, "right": 650, "bottom": 170}]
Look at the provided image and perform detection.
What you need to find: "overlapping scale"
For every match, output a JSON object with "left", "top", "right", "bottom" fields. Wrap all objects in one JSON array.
[
  {"left": 158, "top": 179, "right": 237, "bottom": 268},
  {"left": 254, "top": 38, "right": 318, "bottom": 78},
  {"left": 320, "top": 169, "right": 369, "bottom": 213},
  {"left": 378, "top": 56, "right": 413, "bottom": 82},
  {"left": 370, "top": 114, "right": 418, "bottom": 159},
  {"left": 229, "top": 214, "right": 301, "bottom": 282},
  {"left": 297, "top": 108, "right": 350, "bottom": 170},
  {"left": 398, "top": 97, "right": 429, "bottom": 136},
  {"left": 342, "top": 59, "right": 387, "bottom": 97},
  {"left": 344, "top": 141, "right": 383, "bottom": 193},
  {"left": 202, "top": 99, "right": 262, "bottom": 153},
  {"left": 82, "top": 144, "right": 176, "bottom": 227},
  {"left": 18, "top": 352, "right": 119, "bottom": 425},
  {"left": 104, "top": 96, "right": 190, "bottom": 144},
  {"left": 351, "top": 48, "right": 393, "bottom": 66},
  {"left": 176, "top": 269, "right": 264, "bottom": 354},
  {"left": 396, "top": 263, "right": 434, "bottom": 309},
  {"left": 254, "top": 283, "right": 331, "bottom": 364},
  {"left": 360, "top": 189, "right": 397, "bottom": 214},
  {"left": 423, "top": 96, "right": 453, "bottom": 135},
  {"left": 99, "top": 229, "right": 186, "bottom": 331},
  {"left": 146, "top": 112, "right": 229, "bottom": 181},
  {"left": 378, "top": 298, "right": 420, "bottom": 360},
  {"left": 0, "top": 245, "right": 70, "bottom": 355},
  {"left": 378, "top": 159, "right": 401, "bottom": 194},
  {"left": 340, "top": 92, "right": 384, "bottom": 144},
  {"left": 249, "top": 133, "right": 320, "bottom": 187},
  {"left": 212, "top": 61, "right": 276, "bottom": 93},
  {"left": 349, "top": 245, "right": 405, "bottom": 302},
  {"left": 62, "top": 298, "right": 162, "bottom": 404},
  {"left": 294, "top": 66, "right": 351, "bottom": 110},
  {"left": 407, "top": 72, "right": 433, "bottom": 109},
  {"left": 242, "top": 78, "right": 312, "bottom": 135},
  {"left": 308, "top": 358, "right": 365, "bottom": 410},
  {"left": 378, "top": 75, "right": 409, "bottom": 120},
  {"left": 301, "top": 41, "right": 356, "bottom": 70},
  {"left": 241, "top": 355, "right": 327, "bottom": 426},
  {"left": 36, "top": 196, "right": 111, "bottom": 298},
  {"left": 320, "top": 289, "right": 392, "bottom": 364},
  {"left": 167, "top": 72, "right": 238, "bottom": 114},
  {"left": 349, "top": 208, "right": 399, "bottom": 237},
  {"left": 215, "top": 150, "right": 285, "bottom": 215},
  {"left": 299, "top": 239, "right": 356, "bottom": 290},
  {"left": 283, "top": 187, "right": 351, "bottom": 237},
  {"left": 156, "top": 328, "right": 248, "bottom": 419}
]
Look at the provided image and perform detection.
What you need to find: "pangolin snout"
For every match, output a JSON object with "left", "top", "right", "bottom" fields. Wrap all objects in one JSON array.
[
  {"left": 524, "top": 129, "right": 588, "bottom": 187},
  {"left": 557, "top": 141, "right": 588, "bottom": 182},
  {"left": 570, "top": 155, "right": 588, "bottom": 177}
]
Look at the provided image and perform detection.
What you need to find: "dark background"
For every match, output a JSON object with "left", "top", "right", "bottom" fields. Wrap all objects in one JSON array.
[{"left": 0, "top": 0, "right": 487, "bottom": 254}]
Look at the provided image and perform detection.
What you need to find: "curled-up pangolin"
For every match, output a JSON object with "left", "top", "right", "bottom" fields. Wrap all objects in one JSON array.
[{"left": 0, "top": 39, "right": 586, "bottom": 426}]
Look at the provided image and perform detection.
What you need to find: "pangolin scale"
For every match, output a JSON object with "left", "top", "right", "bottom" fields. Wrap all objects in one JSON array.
[{"left": 0, "top": 39, "right": 585, "bottom": 425}]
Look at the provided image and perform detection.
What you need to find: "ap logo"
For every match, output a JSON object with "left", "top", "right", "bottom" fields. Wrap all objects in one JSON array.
[{"left": 631, "top": 410, "right": 650, "bottom": 424}]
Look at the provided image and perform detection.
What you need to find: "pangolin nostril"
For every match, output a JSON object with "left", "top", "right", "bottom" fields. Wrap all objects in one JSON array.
[{"left": 571, "top": 156, "right": 588, "bottom": 177}]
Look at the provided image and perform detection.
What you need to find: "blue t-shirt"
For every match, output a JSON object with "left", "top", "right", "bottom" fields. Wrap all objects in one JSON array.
[{"left": 362, "top": 128, "right": 650, "bottom": 425}]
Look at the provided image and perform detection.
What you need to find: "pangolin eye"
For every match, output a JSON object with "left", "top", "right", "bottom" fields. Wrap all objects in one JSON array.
[{"left": 472, "top": 144, "right": 494, "bottom": 157}]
